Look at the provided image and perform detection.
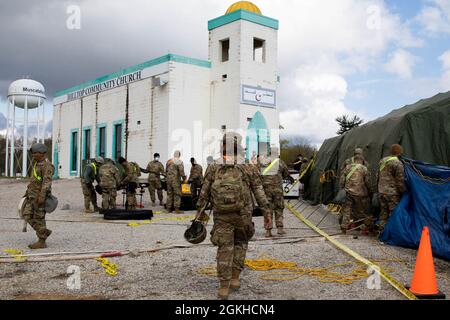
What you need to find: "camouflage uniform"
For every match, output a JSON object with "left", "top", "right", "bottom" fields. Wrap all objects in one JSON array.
[
  {"left": 121, "top": 161, "right": 139, "bottom": 210},
  {"left": 81, "top": 163, "right": 100, "bottom": 211},
  {"left": 165, "top": 159, "right": 186, "bottom": 211},
  {"left": 377, "top": 156, "right": 405, "bottom": 230},
  {"left": 339, "top": 162, "right": 372, "bottom": 231},
  {"left": 146, "top": 160, "right": 165, "bottom": 204},
  {"left": 197, "top": 158, "right": 269, "bottom": 282},
  {"left": 99, "top": 161, "right": 121, "bottom": 210},
  {"left": 23, "top": 159, "right": 55, "bottom": 241},
  {"left": 258, "top": 157, "right": 290, "bottom": 231},
  {"left": 188, "top": 163, "right": 203, "bottom": 199},
  {"left": 340, "top": 156, "right": 369, "bottom": 174}
]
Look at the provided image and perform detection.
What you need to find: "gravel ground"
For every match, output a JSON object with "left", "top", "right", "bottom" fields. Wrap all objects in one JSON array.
[{"left": 0, "top": 178, "right": 449, "bottom": 300}]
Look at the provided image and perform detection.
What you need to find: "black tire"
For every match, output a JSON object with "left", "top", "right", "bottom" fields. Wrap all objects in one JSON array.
[{"left": 103, "top": 209, "right": 153, "bottom": 220}]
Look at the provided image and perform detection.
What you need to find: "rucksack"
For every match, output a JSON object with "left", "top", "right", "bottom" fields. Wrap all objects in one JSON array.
[
  {"left": 131, "top": 162, "right": 141, "bottom": 177},
  {"left": 211, "top": 165, "right": 247, "bottom": 214}
]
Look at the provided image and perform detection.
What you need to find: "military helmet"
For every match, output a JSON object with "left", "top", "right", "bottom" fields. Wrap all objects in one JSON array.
[
  {"left": 95, "top": 156, "right": 105, "bottom": 164},
  {"left": 30, "top": 143, "right": 48, "bottom": 153},
  {"left": 184, "top": 221, "right": 207, "bottom": 244},
  {"left": 354, "top": 148, "right": 363, "bottom": 155}
]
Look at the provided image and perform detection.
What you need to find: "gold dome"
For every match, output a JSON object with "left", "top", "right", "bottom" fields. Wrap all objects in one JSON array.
[{"left": 226, "top": 1, "right": 262, "bottom": 15}]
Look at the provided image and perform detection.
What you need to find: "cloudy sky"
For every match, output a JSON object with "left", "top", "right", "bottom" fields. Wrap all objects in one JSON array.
[{"left": 0, "top": 0, "right": 449, "bottom": 145}]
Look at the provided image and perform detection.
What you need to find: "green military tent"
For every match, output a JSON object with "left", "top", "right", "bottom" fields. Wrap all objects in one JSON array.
[{"left": 307, "top": 91, "right": 450, "bottom": 204}]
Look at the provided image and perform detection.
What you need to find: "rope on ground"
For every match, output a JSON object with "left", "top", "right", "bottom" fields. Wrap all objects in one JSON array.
[
  {"left": 327, "top": 203, "right": 342, "bottom": 214},
  {"left": 3, "top": 249, "right": 26, "bottom": 262},
  {"left": 128, "top": 215, "right": 196, "bottom": 227},
  {"left": 197, "top": 254, "right": 403, "bottom": 285},
  {"left": 95, "top": 257, "right": 118, "bottom": 276},
  {"left": 285, "top": 201, "right": 418, "bottom": 300}
]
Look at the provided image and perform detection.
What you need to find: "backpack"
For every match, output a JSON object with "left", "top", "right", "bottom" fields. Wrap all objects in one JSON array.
[
  {"left": 211, "top": 165, "right": 247, "bottom": 214},
  {"left": 130, "top": 162, "right": 141, "bottom": 177}
]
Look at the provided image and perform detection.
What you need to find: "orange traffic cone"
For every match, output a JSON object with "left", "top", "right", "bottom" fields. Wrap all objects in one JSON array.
[{"left": 407, "top": 226, "right": 445, "bottom": 299}]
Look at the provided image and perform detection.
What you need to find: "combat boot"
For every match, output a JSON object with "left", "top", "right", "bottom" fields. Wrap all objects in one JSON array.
[
  {"left": 175, "top": 209, "right": 184, "bottom": 214},
  {"left": 44, "top": 229, "right": 52, "bottom": 238},
  {"left": 230, "top": 269, "right": 241, "bottom": 290},
  {"left": 28, "top": 239, "right": 47, "bottom": 250},
  {"left": 159, "top": 201, "right": 164, "bottom": 206},
  {"left": 218, "top": 280, "right": 230, "bottom": 300},
  {"left": 94, "top": 206, "right": 100, "bottom": 212},
  {"left": 84, "top": 208, "right": 94, "bottom": 213},
  {"left": 277, "top": 227, "right": 286, "bottom": 235},
  {"left": 264, "top": 229, "right": 272, "bottom": 238}
]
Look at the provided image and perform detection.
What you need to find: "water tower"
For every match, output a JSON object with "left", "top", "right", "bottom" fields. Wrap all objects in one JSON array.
[{"left": 5, "top": 79, "right": 46, "bottom": 177}]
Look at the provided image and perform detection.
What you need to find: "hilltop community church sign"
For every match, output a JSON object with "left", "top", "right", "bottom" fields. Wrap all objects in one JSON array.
[{"left": 67, "top": 71, "right": 143, "bottom": 101}]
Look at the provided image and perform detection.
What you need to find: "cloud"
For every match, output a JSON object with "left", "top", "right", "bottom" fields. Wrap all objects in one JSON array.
[
  {"left": 384, "top": 49, "right": 419, "bottom": 79},
  {"left": 439, "top": 49, "right": 450, "bottom": 69},
  {"left": 416, "top": 0, "right": 450, "bottom": 35},
  {"left": 439, "top": 49, "right": 450, "bottom": 91},
  {"left": 279, "top": 71, "right": 364, "bottom": 146}
]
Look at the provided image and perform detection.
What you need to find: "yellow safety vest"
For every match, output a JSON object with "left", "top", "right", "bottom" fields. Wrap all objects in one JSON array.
[
  {"left": 33, "top": 163, "right": 42, "bottom": 182},
  {"left": 263, "top": 158, "right": 280, "bottom": 175},
  {"left": 379, "top": 156, "right": 398, "bottom": 172},
  {"left": 90, "top": 163, "right": 97, "bottom": 175}
]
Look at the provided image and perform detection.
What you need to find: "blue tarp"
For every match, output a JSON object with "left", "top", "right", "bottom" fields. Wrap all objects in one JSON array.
[{"left": 380, "top": 158, "right": 450, "bottom": 260}]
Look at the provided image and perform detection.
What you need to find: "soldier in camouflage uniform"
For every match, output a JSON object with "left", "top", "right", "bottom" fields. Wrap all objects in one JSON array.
[
  {"left": 165, "top": 151, "right": 186, "bottom": 213},
  {"left": 258, "top": 148, "right": 291, "bottom": 237},
  {"left": 99, "top": 159, "right": 121, "bottom": 210},
  {"left": 195, "top": 132, "right": 270, "bottom": 300},
  {"left": 118, "top": 157, "right": 139, "bottom": 210},
  {"left": 23, "top": 143, "right": 55, "bottom": 249},
  {"left": 377, "top": 144, "right": 405, "bottom": 233},
  {"left": 188, "top": 157, "right": 203, "bottom": 199},
  {"left": 146, "top": 153, "right": 165, "bottom": 206},
  {"left": 81, "top": 157, "right": 104, "bottom": 213},
  {"left": 339, "top": 154, "right": 372, "bottom": 233},
  {"left": 340, "top": 148, "right": 370, "bottom": 174}
]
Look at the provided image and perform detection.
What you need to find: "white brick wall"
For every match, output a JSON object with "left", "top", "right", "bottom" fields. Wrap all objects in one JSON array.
[
  {"left": 168, "top": 61, "right": 211, "bottom": 171},
  {"left": 53, "top": 61, "right": 212, "bottom": 178}
]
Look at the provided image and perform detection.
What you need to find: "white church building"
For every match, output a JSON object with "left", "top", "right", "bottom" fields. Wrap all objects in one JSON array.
[{"left": 52, "top": 1, "right": 280, "bottom": 178}]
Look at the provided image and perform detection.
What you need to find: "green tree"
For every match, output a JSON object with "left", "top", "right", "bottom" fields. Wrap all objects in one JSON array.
[
  {"left": 280, "top": 136, "right": 316, "bottom": 168},
  {"left": 335, "top": 115, "right": 363, "bottom": 135}
]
